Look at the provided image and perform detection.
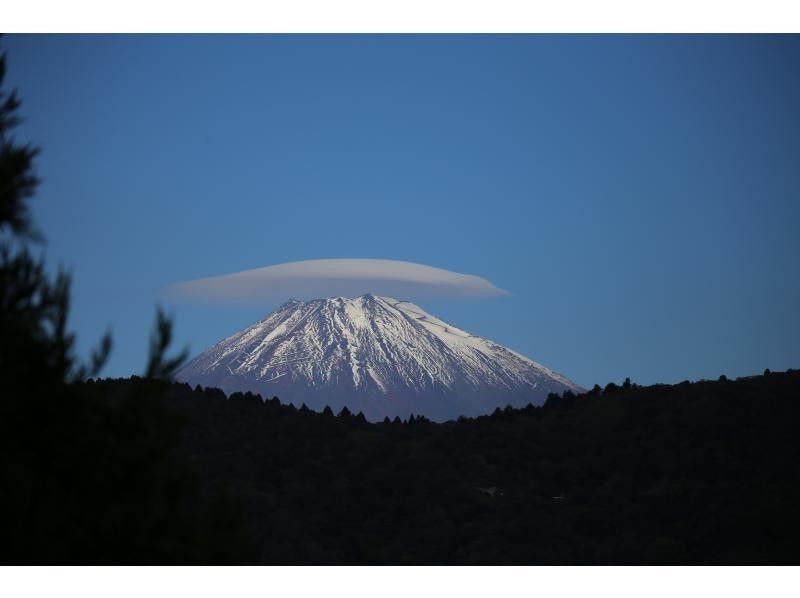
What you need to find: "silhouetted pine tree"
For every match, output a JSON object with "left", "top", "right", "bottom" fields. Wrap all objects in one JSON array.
[{"left": 0, "top": 46, "right": 248, "bottom": 564}]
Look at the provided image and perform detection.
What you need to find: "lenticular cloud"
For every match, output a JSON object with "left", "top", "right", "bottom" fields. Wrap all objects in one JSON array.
[{"left": 164, "top": 259, "right": 510, "bottom": 305}]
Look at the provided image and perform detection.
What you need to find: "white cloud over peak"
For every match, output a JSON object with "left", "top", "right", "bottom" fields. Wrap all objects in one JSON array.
[{"left": 164, "top": 258, "right": 510, "bottom": 305}]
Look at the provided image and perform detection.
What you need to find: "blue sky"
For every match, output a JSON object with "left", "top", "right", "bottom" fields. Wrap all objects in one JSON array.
[{"left": 4, "top": 34, "right": 799, "bottom": 388}]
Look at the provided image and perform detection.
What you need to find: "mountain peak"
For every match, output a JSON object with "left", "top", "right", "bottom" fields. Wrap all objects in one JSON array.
[{"left": 178, "top": 296, "right": 582, "bottom": 421}]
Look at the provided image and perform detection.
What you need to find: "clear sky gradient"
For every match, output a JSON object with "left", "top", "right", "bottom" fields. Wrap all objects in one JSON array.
[{"left": 4, "top": 35, "right": 799, "bottom": 389}]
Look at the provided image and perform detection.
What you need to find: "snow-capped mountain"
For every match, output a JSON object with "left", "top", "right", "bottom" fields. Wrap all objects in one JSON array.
[{"left": 176, "top": 294, "right": 583, "bottom": 421}]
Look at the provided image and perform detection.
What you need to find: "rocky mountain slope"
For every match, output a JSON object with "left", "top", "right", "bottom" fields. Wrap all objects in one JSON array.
[{"left": 177, "top": 294, "right": 582, "bottom": 420}]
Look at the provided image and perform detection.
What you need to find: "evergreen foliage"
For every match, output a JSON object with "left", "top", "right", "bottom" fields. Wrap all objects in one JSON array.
[{"left": 0, "top": 47, "right": 247, "bottom": 564}]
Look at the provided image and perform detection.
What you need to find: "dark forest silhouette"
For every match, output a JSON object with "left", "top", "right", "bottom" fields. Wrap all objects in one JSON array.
[
  {"left": 83, "top": 369, "right": 800, "bottom": 564},
  {"left": 1, "top": 44, "right": 799, "bottom": 565}
]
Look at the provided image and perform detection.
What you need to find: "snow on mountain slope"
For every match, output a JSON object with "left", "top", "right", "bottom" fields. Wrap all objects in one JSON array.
[{"left": 176, "top": 294, "right": 583, "bottom": 421}]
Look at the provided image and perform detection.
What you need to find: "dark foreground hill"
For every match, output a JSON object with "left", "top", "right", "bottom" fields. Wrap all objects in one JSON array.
[{"left": 66, "top": 368, "right": 800, "bottom": 564}]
